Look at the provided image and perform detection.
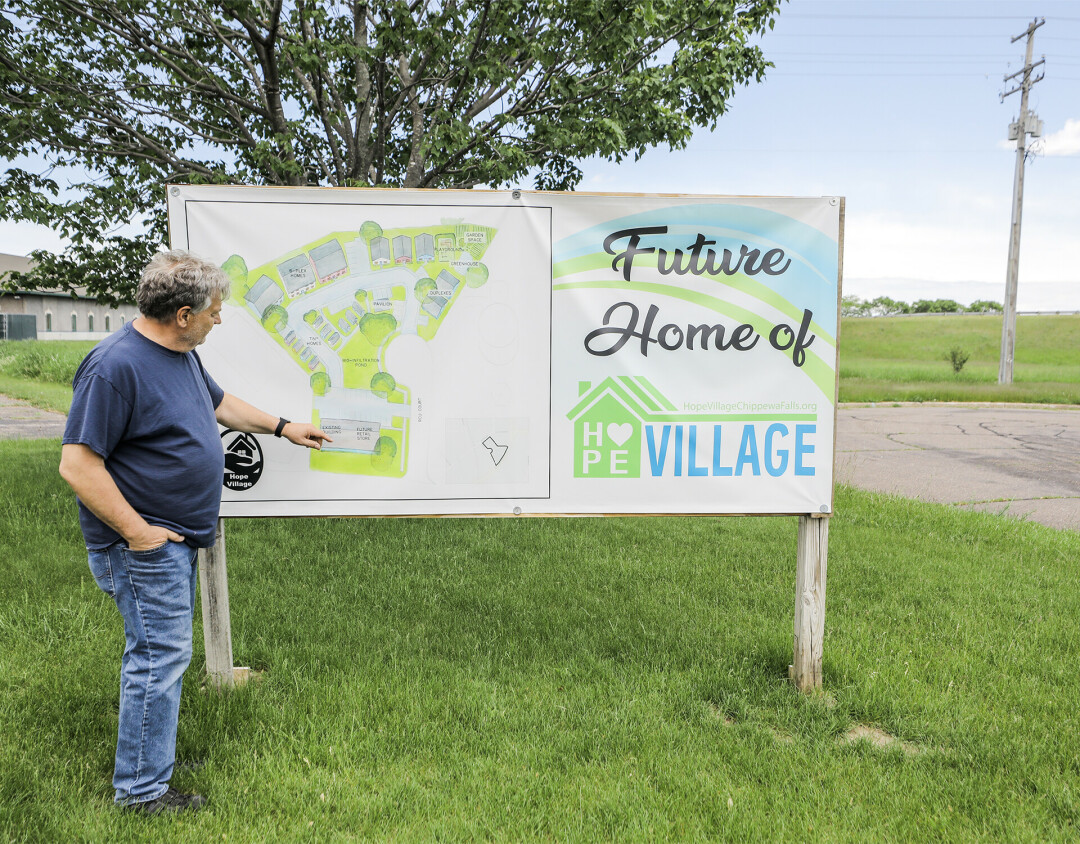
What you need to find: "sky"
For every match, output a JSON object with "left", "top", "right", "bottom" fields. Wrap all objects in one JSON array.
[
  {"left": 575, "top": 0, "right": 1080, "bottom": 312},
  {"left": 2, "top": 0, "right": 1077, "bottom": 312}
]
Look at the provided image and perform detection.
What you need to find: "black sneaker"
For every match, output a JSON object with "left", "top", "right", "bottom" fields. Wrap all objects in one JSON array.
[{"left": 123, "top": 787, "right": 207, "bottom": 815}]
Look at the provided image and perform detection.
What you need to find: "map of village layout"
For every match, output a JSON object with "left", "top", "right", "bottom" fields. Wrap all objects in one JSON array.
[{"left": 225, "top": 220, "right": 497, "bottom": 478}]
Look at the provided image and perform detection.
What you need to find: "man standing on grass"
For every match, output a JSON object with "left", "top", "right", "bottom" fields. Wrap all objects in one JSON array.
[{"left": 59, "top": 250, "right": 331, "bottom": 814}]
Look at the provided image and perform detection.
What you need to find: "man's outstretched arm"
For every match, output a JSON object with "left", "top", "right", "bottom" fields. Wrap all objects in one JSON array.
[{"left": 214, "top": 393, "right": 332, "bottom": 449}]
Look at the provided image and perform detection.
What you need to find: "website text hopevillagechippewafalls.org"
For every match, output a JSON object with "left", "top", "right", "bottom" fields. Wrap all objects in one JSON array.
[{"left": 682, "top": 400, "right": 819, "bottom": 414}]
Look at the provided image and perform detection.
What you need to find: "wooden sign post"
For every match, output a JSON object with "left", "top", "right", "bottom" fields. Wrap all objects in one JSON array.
[
  {"left": 197, "top": 519, "right": 250, "bottom": 688},
  {"left": 791, "top": 514, "right": 830, "bottom": 691}
]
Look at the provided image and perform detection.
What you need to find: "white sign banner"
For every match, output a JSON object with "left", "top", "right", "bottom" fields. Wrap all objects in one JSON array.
[{"left": 168, "top": 186, "right": 842, "bottom": 517}]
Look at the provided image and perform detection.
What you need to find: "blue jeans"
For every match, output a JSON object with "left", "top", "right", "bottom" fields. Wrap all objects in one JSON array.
[{"left": 88, "top": 540, "right": 198, "bottom": 805}]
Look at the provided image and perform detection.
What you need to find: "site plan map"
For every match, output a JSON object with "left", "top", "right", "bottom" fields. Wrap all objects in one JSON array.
[{"left": 175, "top": 189, "right": 553, "bottom": 513}]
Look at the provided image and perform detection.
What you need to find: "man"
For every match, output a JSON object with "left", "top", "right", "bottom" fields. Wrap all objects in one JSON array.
[{"left": 59, "top": 249, "right": 330, "bottom": 814}]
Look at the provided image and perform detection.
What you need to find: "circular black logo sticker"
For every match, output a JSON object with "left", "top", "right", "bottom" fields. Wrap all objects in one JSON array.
[{"left": 221, "top": 430, "right": 263, "bottom": 490}]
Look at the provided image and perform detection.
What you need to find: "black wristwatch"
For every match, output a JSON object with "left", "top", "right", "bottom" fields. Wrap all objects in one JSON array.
[{"left": 274, "top": 417, "right": 290, "bottom": 437}]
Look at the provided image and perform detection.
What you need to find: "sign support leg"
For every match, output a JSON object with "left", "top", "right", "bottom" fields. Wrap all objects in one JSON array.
[
  {"left": 791, "top": 514, "right": 830, "bottom": 692},
  {"left": 198, "top": 518, "right": 249, "bottom": 687}
]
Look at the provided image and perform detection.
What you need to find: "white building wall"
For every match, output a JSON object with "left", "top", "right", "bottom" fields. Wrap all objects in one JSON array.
[{"left": 0, "top": 292, "right": 140, "bottom": 340}]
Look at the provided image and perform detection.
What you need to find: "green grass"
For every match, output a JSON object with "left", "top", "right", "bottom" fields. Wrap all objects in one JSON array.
[
  {"left": 0, "top": 374, "right": 76, "bottom": 414},
  {"left": 839, "top": 314, "right": 1080, "bottom": 404},
  {"left": 2, "top": 439, "right": 1079, "bottom": 841},
  {"left": 0, "top": 340, "right": 96, "bottom": 413}
]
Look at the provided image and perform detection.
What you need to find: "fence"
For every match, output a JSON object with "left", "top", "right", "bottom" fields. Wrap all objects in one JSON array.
[{"left": 0, "top": 313, "right": 38, "bottom": 341}]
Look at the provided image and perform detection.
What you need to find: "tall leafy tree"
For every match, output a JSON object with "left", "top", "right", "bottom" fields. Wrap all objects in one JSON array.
[{"left": 1, "top": 0, "right": 784, "bottom": 303}]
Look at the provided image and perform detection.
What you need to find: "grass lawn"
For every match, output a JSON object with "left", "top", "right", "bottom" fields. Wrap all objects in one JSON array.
[
  {"left": 839, "top": 314, "right": 1080, "bottom": 404},
  {"left": 2, "top": 439, "right": 1079, "bottom": 841}
]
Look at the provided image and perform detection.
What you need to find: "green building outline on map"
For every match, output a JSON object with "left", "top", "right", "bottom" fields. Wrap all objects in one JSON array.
[{"left": 223, "top": 219, "right": 497, "bottom": 477}]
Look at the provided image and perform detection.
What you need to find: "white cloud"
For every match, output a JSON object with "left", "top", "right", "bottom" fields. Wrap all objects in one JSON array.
[
  {"left": 996, "top": 119, "right": 1080, "bottom": 157},
  {"left": 842, "top": 207, "right": 1078, "bottom": 287},
  {"left": 1040, "top": 118, "right": 1080, "bottom": 157},
  {"left": 843, "top": 212, "right": 1002, "bottom": 283}
]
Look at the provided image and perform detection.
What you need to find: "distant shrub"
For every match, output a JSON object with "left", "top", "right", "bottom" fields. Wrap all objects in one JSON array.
[
  {"left": 947, "top": 347, "right": 971, "bottom": 374},
  {"left": 914, "top": 299, "right": 961, "bottom": 314},
  {"left": 868, "top": 296, "right": 910, "bottom": 316},
  {"left": 842, "top": 296, "right": 1004, "bottom": 318},
  {"left": 841, "top": 295, "right": 871, "bottom": 317}
]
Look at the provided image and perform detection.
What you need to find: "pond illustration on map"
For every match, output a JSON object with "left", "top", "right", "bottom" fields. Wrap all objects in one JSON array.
[{"left": 222, "top": 220, "right": 496, "bottom": 478}]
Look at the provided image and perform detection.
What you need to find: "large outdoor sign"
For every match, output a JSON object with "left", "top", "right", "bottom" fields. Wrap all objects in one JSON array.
[{"left": 168, "top": 186, "right": 842, "bottom": 518}]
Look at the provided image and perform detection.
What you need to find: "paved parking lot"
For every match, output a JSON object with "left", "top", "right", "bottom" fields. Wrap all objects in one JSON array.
[{"left": 836, "top": 404, "right": 1080, "bottom": 531}]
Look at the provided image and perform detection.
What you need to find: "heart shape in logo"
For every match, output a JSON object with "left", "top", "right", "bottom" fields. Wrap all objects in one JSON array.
[{"left": 607, "top": 422, "right": 633, "bottom": 447}]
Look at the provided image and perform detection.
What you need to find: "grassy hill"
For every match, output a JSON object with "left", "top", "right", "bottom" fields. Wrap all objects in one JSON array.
[{"left": 839, "top": 314, "right": 1080, "bottom": 404}]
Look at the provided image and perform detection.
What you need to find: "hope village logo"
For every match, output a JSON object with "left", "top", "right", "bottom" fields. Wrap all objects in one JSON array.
[
  {"left": 221, "top": 430, "right": 263, "bottom": 490},
  {"left": 566, "top": 377, "right": 818, "bottom": 481}
]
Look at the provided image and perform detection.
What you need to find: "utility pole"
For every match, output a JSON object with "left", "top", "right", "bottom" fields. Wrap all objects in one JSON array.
[{"left": 998, "top": 18, "right": 1045, "bottom": 385}]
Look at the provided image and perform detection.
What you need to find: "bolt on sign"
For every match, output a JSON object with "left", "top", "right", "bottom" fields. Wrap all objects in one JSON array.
[{"left": 168, "top": 187, "right": 843, "bottom": 518}]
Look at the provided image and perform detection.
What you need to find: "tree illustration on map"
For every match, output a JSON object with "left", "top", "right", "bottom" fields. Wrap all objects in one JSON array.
[{"left": 225, "top": 220, "right": 496, "bottom": 477}]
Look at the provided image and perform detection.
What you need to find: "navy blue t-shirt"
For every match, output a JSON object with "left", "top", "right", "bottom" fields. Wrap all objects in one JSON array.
[{"left": 63, "top": 321, "right": 226, "bottom": 549}]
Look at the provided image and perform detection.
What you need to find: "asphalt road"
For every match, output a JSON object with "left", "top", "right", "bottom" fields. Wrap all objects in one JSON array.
[
  {"left": 2, "top": 394, "right": 1077, "bottom": 531},
  {"left": 835, "top": 404, "right": 1080, "bottom": 532},
  {"left": 0, "top": 394, "right": 67, "bottom": 440}
]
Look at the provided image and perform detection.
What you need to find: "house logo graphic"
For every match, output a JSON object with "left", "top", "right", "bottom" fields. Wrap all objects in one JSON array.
[
  {"left": 566, "top": 376, "right": 675, "bottom": 479},
  {"left": 221, "top": 430, "right": 264, "bottom": 490}
]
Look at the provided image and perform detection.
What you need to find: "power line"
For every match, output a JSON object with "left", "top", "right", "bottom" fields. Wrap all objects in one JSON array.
[
  {"left": 765, "top": 72, "right": 1024, "bottom": 77},
  {"left": 784, "top": 14, "right": 1080, "bottom": 21},
  {"left": 761, "top": 33, "right": 1043, "bottom": 39},
  {"left": 765, "top": 58, "right": 1079, "bottom": 67},
  {"left": 772, "top": 58, "right": 1033, "bottom": 63},
  {"left": 767, "top": 52, "right": 1009, "bottom": 58}
]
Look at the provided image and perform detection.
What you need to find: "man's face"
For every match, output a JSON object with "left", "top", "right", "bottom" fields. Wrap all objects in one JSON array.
[{"left": 179, "top": 295, "right": 222, "bottom": 349}]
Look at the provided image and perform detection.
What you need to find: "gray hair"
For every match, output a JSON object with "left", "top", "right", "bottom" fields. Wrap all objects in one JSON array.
[{"left": 137, "top": 250, "right": 231, "bottom": 321}]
